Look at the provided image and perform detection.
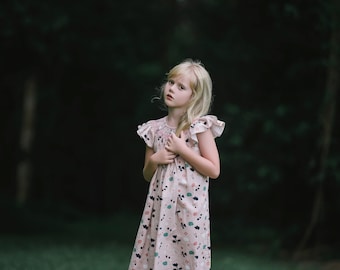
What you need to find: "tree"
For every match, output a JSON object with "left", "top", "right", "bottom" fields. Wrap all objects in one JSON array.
[{"left": 294, "top": 0, "right": 339, "bottom": 259}]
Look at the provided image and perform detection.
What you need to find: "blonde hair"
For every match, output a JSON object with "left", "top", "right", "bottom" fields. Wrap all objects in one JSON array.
[{"left": 154, "top": 58, "right": 213, "bottom": 135}]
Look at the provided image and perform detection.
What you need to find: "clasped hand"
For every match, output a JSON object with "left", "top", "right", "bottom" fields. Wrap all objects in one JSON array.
[
  {"left": 154, "top": 131, "right": 187, "bottom": 165},
  {"left": 165, "top": 131, "right": 186, "bottom": 154}
]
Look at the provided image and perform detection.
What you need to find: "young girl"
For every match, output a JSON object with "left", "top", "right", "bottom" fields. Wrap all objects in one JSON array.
[{"left": 128, "top": 59, "right": 225, "bottom": 270}]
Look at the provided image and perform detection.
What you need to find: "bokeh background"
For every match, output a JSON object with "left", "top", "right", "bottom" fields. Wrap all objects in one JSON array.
[{"left": 1, "top": 0, "right": 340, "bottom": 269}]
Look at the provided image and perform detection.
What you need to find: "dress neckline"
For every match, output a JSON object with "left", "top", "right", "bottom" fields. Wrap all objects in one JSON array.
[{"left": 164, "top": 116, "right": 177, "bottom": 130}]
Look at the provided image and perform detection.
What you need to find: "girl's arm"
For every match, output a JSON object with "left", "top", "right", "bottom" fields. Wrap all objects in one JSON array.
[
  {"left": 166, "top": 130, "right": 220, "bottom": 179},
  {"left": 142, "top": 146, "right": 177, "bottom": 181}
]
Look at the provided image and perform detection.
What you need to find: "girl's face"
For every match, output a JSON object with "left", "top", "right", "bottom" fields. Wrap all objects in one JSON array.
[{"left": 164, "top": 75, "right": 193, "bottom": 110}]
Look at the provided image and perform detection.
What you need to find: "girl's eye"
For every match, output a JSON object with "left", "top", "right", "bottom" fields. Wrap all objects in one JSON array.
[
  {"left": 179, "top": 85, "right": 185, "bottom": 90},
  {"left": 168, "top": 80, "right": 174, "bottom": 85}
]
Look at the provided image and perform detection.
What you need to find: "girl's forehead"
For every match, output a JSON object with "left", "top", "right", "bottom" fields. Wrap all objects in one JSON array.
[{"left": 171, "top": 73, "right": 195, "bottom": 84}]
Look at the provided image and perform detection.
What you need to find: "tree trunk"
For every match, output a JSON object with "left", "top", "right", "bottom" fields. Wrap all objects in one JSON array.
[
  {"left": 16, "top": 75, "right": 37, "bottom": 205},
  {"left": 294, "top": 0, "right": 339, "bottom": 259}
]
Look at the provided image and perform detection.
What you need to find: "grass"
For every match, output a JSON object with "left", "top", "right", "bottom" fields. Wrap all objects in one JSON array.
[
  {"left": 0, "top": 236, "right": 130, "bottom": 270},
  {"left": 0, "top": 211, "right": 330, "bottom": 270},
  {"left": 212, "top": 250, "right": 321, "bottom": 270},
  {"left": 0, "top": 236, "right": 322, "bottom": 270}
]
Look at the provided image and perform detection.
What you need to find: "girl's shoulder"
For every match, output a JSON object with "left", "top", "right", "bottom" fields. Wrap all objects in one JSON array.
[
  {"left": 138, "top": 116, "right": 167, "bottom": 129},
  {"left": 190, "top": 114, "right": 225, "bottom": 139},
  {"left": 191, "top": 114, "right": 224, "bottom": 127},
  {"left": 137, "top": 117, "right": 167, "bottom": 146},
  {"left": 137, "top": 116, "right": 168, "bottom": 137}
]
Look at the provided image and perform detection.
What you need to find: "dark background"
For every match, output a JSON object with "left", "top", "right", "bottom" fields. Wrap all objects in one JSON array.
[{"left": 1, "top": 0, "right": 339, "bottom": 260}]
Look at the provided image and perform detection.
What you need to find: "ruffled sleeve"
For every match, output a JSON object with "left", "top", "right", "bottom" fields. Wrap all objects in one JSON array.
[
  {"left": 137, "top": 120, "right": 155, "bottom": 148},
  {"left": 189, "top": 115, "right": 225, "bottom": 143}
]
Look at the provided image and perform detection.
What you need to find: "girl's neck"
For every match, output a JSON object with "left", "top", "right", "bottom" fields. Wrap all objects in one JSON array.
[
  {"left": 166, "top": 110, "right": 184, "bottom": 128},
  {"left": 166, "top": 115, "right": 179, "bottom": 128}
]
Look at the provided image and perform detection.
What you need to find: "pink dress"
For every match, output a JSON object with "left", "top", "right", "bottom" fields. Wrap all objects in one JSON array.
[{"left": 128, "top": 115, "right": 225, "bottom": 270}]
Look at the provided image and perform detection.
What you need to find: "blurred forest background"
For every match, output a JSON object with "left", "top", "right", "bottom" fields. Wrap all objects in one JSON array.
[{"left": 1, "top": 0, "right": 340, "bottom": 266}]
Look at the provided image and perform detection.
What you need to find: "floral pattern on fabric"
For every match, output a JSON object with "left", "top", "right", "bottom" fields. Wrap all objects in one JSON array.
[{"left": 128, "top": 115, "right": 225, "bottom": 270}]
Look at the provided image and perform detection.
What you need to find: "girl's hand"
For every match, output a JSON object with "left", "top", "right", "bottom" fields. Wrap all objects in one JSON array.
[
  {"left": 153, "top": 148, "right": 177, "bottom": 164},
  {"left": 165, "top": 131, "right": 187, "bottom": 155}
]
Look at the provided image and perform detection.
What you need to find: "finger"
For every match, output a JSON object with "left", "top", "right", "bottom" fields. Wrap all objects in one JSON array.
[
  {"left": 170, "top": 153, "right": 177, "bottom": 158},
  {"left": 165, "top": 145, "right": 173, "bottom": 152}
]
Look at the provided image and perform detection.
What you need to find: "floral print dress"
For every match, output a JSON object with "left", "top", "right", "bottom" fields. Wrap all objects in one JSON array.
[{"left": 128, "top": 115, "right": 225, "bottom": 270}]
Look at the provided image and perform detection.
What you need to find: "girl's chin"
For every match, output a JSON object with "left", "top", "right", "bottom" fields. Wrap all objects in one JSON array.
[{"left": 164, "top": 100, "right": 173, "bottom": 106}]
